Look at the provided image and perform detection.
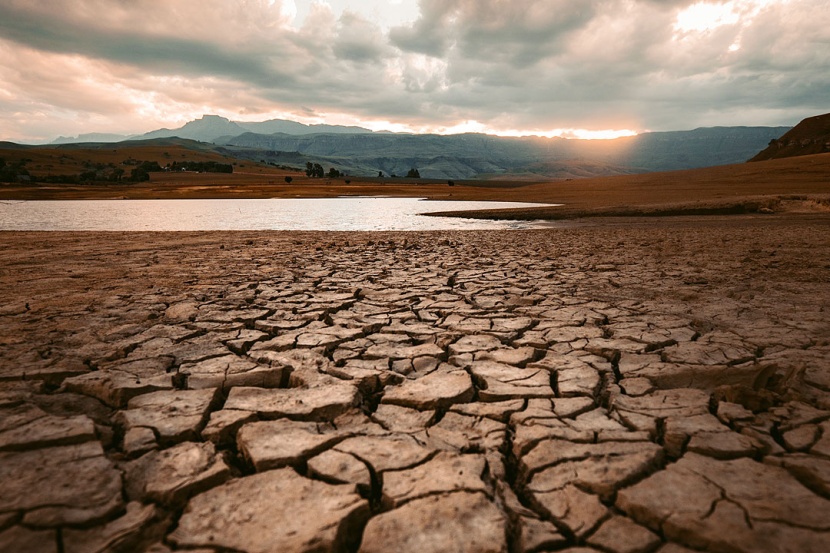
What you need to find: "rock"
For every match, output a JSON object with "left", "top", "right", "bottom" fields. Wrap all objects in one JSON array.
[
  {"left": 360, "top": 492, "right": 508, "bottom": 553},
  {"left": 419, "top": 411, "right": 506, "bottom": 452},
  {"left": 381, "top": 369, "right": 474, "bottom": 410},
  {"left": 619, "top": 377, "right": 655, "bottom": 397},
  {"left": 811, "top": 420, "right": 830, "bottom": 457},
  {"left": 0, "top": 403, "right": 96, "bottom": 452},
  {"left": 0, "top": 526, "right": 56, "bottom": 553},
  {"left": 201, "top": 409, "right": 257, "bottom": 446},
  {"left": 470, "top": 361, "right": 554, "bottom": 401},
  {"left": 686, "top": 431, "right": 758, "bottom": 460},
  {"left": 117, "top": 388, "right": 219, "bottom": 444},
  {"left": 63, "top": 356, "right": 175, "bottom": 408},
  {"left": 308, "top": 449, "right": 372, "bottom": 489},
  {"left": 449, "top": 398, "right": 525, "bottom": 422},
  {"left": 62, "top": 502, "right": 165, "bottom": 553},
  {"left": 0, "top": 442, "right": 123, "bottom": 527},
  {"left": 520, "top": 440, "right": 663, "bottom": 493},
  {"left": 334, "top": 435, "right": 434, "bottom": 473},
  {"left": 617, "top": 453, "right": 830, "bottom": 552},
  {"left": 180, "top": 354, "right": 288, "bottom": 391},
  {"left": 556, "top": 365, "right": 601, "bottom": 397},
  {"left": 164, "top": 301, "right": 199, "bottom": 322},
  {"left": 448, "top": 335, "right": 503, "bottom": 356},
  {"left": 122, "top": 426, "right": 157, "bottom": 457},
  {"left": 476, "top": 347, "right": 539, "bottom": 367},
  {"left": 663, "top": 414, "right": 729, "bottom": 458},
  {"left": 528, "top": 484, "right": 608, "bottom": 538},
  {"left": 767, "top": 454, "right": 830, "bottom": 498},
  {"left": 382, "top": 452, "right": 489, "bottom": 508},
  {"left": 124, "top": 442, "right": 230, "bottom": 506},
  {"left": 587, "top": 515, "right": 661, "bottom": 553},
  {"left": 170, "top": 469, "right": 370, "bottom": 553},
  {"left": 517, "top": 516, "right": 568, "bottom": 551},
  {"left": 237, "top": 419, "right": 347, "bottom": 471},
  {"left": 372, "top": 404, "right": 435, "bottom": 433},
  {"left": 716, "top": 401, "right": 754, "bottom": 425},
  {"left": 224, "top": 384, "right": 360, "bottom": 421},
  {"left": 611, "top": 389, "right": 711, "bottom": 436}
]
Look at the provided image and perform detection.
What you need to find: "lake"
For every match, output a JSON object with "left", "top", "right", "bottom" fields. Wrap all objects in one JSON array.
[{"left": 0, "top": 198, "right": 552, "bottom": 231}]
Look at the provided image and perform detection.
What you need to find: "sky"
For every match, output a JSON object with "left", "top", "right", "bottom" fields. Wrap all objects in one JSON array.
[{"left": 0, "top": 0, "right": 828, "bottom": 143}]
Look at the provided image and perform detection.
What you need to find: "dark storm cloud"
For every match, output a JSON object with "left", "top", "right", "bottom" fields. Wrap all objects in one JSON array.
[{"left": 0, "top": 0, "right": 827, "bottom": 142}]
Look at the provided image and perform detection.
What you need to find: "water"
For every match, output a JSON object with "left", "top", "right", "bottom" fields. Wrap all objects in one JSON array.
[{"left": 0, "top": 198, "right": 552, "bottom": 231}]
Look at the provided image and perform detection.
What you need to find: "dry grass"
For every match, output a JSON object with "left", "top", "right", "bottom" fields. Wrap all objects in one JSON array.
[{"left": 2, "top": 144, "right": 829, "bottom": 219}]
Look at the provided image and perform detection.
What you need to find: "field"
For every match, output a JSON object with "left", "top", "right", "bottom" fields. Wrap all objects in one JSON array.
[{"left": 2, "top": 143, "right": 829, "bottom": 220}]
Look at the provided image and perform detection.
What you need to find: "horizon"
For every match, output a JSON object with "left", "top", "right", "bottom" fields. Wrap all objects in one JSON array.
[{"left": 1, "top": 1, "right": 827, "bottom": 143}]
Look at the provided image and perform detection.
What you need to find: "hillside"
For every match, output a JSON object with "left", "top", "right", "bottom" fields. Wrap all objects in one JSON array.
[
  {"left": 750, "top": 113, "right": 830, "bottom": 161},
  {"left": 39, "top": 115, "right": 790, "bottom": 179},
  {"left": 217, "top": 125, "right": 789, "bottom": 179}
]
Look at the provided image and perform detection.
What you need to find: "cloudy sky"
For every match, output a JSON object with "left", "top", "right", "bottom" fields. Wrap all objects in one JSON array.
[{"left": 0, "top": 0, "right": 827, "bottom": 143}]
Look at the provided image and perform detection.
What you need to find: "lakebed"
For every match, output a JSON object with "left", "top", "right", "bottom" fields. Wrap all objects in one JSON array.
[{"left": 1, "top": 214, "right": 829, "bottom": 552}]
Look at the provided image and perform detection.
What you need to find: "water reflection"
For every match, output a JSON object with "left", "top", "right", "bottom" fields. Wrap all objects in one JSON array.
[{"left": 0, "top": 198, "right": 551, "bottom": 231}]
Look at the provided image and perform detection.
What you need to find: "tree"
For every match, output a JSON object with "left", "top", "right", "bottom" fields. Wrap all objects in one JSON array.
[
  {"left": 313, "top": 163, "right": 324, "bottom": 178},
  {"left": 378, "top": 171, "right": 383, "bottom": 178},
  {"left": 327, "top": 167, "right": 341, "bottom": 178},
  {"left": 406, "top": 168, "right": 421, "bottom": 178},
  {"left": 305, "top": 162, "right": 314, "bottom": 177},
  {"left": 285, "top": 176, "right": 293, "bottom": 184}
]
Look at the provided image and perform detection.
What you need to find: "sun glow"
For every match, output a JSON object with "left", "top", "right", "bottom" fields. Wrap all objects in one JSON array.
[{"left": 353, "top": 118, "right": 639, "bottom": 139}]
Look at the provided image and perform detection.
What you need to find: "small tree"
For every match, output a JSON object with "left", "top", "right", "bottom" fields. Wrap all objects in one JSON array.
[
  {"left": 285, "top": 176, "right": 293, "bottom": 184},
  {"left": 406, "top": 168, "right": 421, "bottom": 178},
  {"left": 327, "top": 167, "right": 341, "bottom": 178}
]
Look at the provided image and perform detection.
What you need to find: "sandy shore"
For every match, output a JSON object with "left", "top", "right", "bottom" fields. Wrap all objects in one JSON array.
[{"left": 1, "top": 215, "right": 829, "bottom": 552}]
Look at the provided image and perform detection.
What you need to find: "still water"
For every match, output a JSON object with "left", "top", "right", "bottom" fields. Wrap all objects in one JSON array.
[{"left": 0, "top": 198, "right": 551, "bottom": 231}]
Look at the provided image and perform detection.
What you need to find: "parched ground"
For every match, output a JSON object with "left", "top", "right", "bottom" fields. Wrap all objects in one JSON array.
[{"left": 1, "top": 215, "right": 829, "bottom": 552}]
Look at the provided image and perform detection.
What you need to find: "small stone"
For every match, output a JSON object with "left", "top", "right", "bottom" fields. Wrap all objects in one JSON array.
[{"left": 170, "top": 469, "right": 370, "bottom": 553}]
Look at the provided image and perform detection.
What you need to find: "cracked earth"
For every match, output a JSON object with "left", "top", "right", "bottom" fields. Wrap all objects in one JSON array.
[{"left": 1, "top": 216, "right": 829, "bottom": 553}]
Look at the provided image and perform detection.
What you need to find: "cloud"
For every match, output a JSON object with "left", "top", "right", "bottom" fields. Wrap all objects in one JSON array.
[{"left": 0, "top": 0, "right": 827, "bottom": 142}]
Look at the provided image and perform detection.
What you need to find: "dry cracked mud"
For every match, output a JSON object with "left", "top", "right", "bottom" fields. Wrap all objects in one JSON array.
[{"left": 1, "top": 215, "right": 829, "bottom": 552}]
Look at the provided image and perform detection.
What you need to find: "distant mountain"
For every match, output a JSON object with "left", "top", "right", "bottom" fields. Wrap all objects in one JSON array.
[
  {"left": 51, "top": 132, "right": 135, "bottom": 144},
  {"left": 217, "top": 126, "right": 789, "bottom": 179},
  {"left": 237, "top": 119, "right": 373, "bottom": 136},
  {"left": 750, "top": 113, "right": 830, "bottom": 161},
  {"left": 139, "top": 115, "right": 248, "bottom": 142},
  {"left": 42, "top": 114, "right": 791, "bottom": 179}
]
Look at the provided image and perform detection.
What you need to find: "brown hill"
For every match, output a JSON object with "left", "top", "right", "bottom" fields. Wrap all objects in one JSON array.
[{"left": 750, "top": 113, "right": 830, "bottom": 161}]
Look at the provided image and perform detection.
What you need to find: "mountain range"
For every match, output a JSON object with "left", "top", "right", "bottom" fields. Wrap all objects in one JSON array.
[{"left": 48, "top": 114, "right": 792, "bottom": 179}]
